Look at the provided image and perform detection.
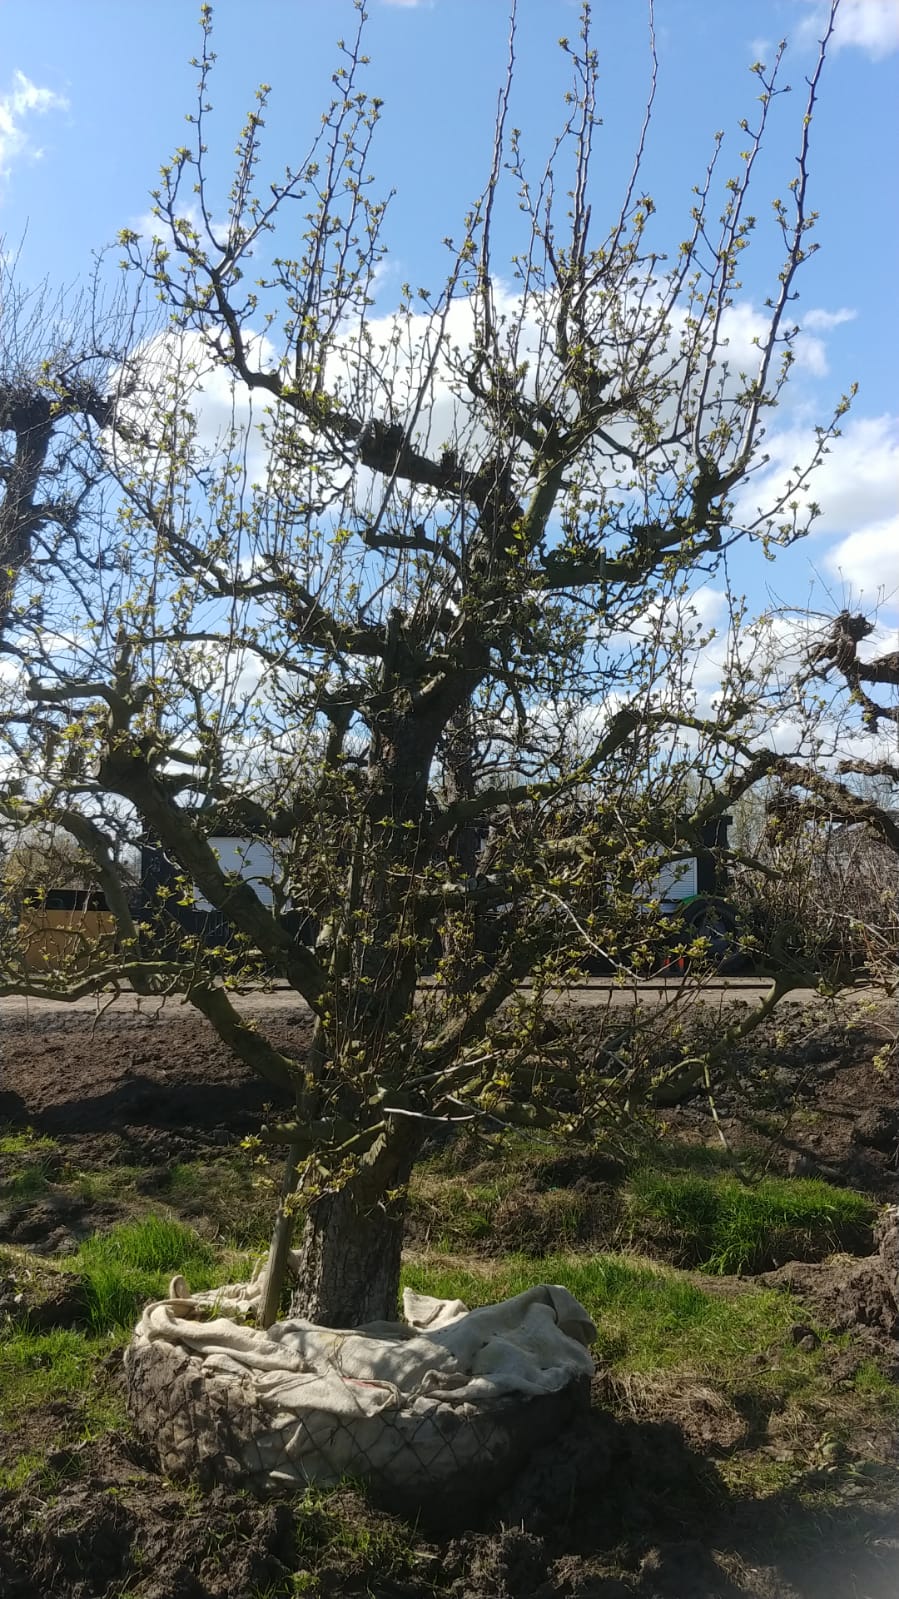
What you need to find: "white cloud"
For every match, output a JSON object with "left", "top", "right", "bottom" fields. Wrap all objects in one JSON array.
[
  {"left": 111, "top": 326, "right": 278, "bottom": 489},
  {"left": 823, "top": 516, "right": 899, "bottom": 611},
  {"left": 130, "top": 200, "right": 230, "bottom": 254},
  {"left": 801, "top": 307, "right": 857, "bottom": 332},
  {"left": 328, "top": 285, "right": 849, "bottom": 496},
  {"left": 110, "top": 276, "right": 882, "bottom": 643},
  {"left": 713, "top": 299, "right": 837, "bottom": 379},
  {"left": 736, "top": 413, "right": 899, "bottom": 537},
  {"left": 0, "top": 70, "right": 67, "bottom": 185},
  {"left": 799, "top": 0, "right": 899, "bottom": 58}
]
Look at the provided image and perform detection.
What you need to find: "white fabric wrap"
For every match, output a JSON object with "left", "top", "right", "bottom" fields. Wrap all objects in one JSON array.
[{"left": 127, "top": 1269, "right": 596, "bottom": 1494}]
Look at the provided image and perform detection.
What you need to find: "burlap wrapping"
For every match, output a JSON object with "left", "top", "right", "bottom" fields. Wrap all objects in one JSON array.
[{"left": 125, "top": 1269, "right": 596, "bottom": 1513}]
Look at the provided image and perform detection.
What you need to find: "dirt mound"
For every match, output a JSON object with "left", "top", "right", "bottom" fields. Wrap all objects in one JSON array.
[
  {"left": 0, "top": 1445, "right": 300, "bottom": 1599},
  {"left": 593, "top": 1371, "right": 749, "bottom": 1456},
  {"left": 0, "top": 1013, "right": 302, "bottom": 1157},
  {"left": 491, "top": 1179, "right": 620, "bottom": 1255},
  {"left": 657, "top": 1008, "right": 899, "bottom": 1201},
  {"left": 0, "top": 1400, "right": 741, "bottom": 1599},
  {"left": 0, "top": 1252, "right": 88, "bottom": 1327},
  {"left": 761, "top": 1207, "right": 899, "bottom": 1375},
  {"left": 2, "top": 1004, "right": 898, "bottom": 1598},
  {"left": 451, "top": 1528, "right": 551, "bottom": 1598}
]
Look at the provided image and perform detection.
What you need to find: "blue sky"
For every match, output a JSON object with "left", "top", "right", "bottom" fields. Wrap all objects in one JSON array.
[{"left": 2, "top": 0, "right": 897, "bottom": 637}]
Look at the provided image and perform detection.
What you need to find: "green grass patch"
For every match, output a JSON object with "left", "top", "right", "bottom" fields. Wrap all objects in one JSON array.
[
  {"left": 78, "top": 1213, "right": 217, "bottom": 1274},
  {"left": 291, "top": 1485, "right": 418, "bottom": 1584},
  {"left": 0, "top": 1320, "right": 130, "bottom": 1489},
  {"left": 0, "top": 1128, "right": 277, "bottom": 1250},
  {"left": 0, "top": 1216, "right": 267, "bottom": 1491},
  {"left": 409, "top": 1136, "right": 617, "bottom": 1256},
  {"left": 0, "top": 1126, "right": 61, "bottom": 1202},
  {"left": 0, "top": 1451, "right": 49, "bottom": 1492},
  {"left": 649, "top": 1142, "right": 745, "bottom": 1174},
  {"left": 410, "top": 1173, "right": 511, "bottom": 1251},
  {"left": 625, "top": 1170, "right": 874, "bottom": 1274},
  {"left": 2, "top": 1166, "right": 53, "bottom": 1200},
  {"left": 409, "top": 1137, "right": 875, "bottom": 1273},
  {"left": 161, "top": 1158, "right": 276, "bottom": 1249},
  {"left": 69, "top": 1164, "right": 145, "bottom": 1204},
  {"left": 0, "top": 1127, "right": 58, "bottom": 1159},
  {"left": 402, "top": 1251, "right": 817, "bottom": 1388},
  {"left": 0, "top": 1324, "right": 121, "bottom": 1420},
  {"left": 0, "top": 1128, "right": 148, "bottom": 1214},
  {"left": 74, "top": 1214, "right": 220, "bottom": 1331},
  {"left": 851, "top": 1359, "right": 899, "bottom": 1407}
]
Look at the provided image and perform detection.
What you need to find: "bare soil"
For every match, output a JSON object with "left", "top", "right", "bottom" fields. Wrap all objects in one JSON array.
[
  {"left": 0, "top": 1008, "right": 304, "bottom": 1166},
  {"left": 1, "top": 1373, "right": 898, "bottom": 1599},
  {"left": 1, "top": 1001, "right": 898, "bottom": 1598},
  {"left": 658, "top": 1002, "right": 899, "bottom": 1202}
]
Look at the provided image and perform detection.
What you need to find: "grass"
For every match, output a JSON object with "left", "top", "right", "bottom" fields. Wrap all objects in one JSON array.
[
  {"left": 160, "top": 1158, "right": 276, "bottom": 1249},
  {"left": 0, "top": 1324, "right": 105, "bottom": 1413},
  {"left": 1, "top": 1213, "right": 257, "bottom": 1340},
  {"left": 2, "top": 1108, "right": 897, "bottom": 1538},
  {"left": 0, "top": 1322, "right": 126, "bottom": 1439},
  {"left": 0, "top": 1125, "right": 278, "bottom": 1251},
  {"left": 625, "top": 1170, "right": 875, "bottom": 1274},
  {"left": 851, "top": 1359, "right": 899, "bottom": 1406},
  {"left": 410, "top": 1137, "right": 876, "bottom": 1275},
  {"left": 402, "top": 1251, "right": 820, "bottom": 1387},
  {"left": 0, "top": 1213, "right": 259, "bottom": 1491},
  {"left": 0, "top": 1126, "right": 61, "bottom": 1203},
  {"left": 292, "top": 1485, "right": 418, "bottom": 1583},
  {"left": 0, "top": 1128, "right": 59, "bottom": 1159},
  {"left": 70, "top": 1164, "right": 145, "bottom": 1204},
  {"left": 74, "top": 1214, "right": 221, "bottom": 1330},
  {"left": 0, "top": 1451, "right": 50, "bottom": 1492},
  {"left": 3, "top": 1166, "right": 53, "bottom": 1200},
  {"left": 410, "top": 1171, "right": 512, "bottom": 1250},
  {"left": 0, "top": 1317, "right": 132, "bottom": 1491}
]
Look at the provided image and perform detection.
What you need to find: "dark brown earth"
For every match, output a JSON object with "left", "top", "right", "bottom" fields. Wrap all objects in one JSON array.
[
  {"left": 0, "top": 1008, "right": 304, "bottom": 1165},
  {"left": 1, "top": 1373, "right": 898, "bottom": 1599},
  {"left": 2, "top": 997, "right": 897, "bottom": 1212},
  {"left": 0, "top": 1010, "right": 304, "bottom": 1253},
  {"left": 658, "top": 1002, "right": 899, "bottom": 1202},
  {"left": 1, "top": 1000, "right": 898, "bottom": 1598}
]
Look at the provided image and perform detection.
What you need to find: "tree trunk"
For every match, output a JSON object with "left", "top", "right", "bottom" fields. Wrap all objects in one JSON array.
[
  {"left": 290, "top": 1184, "right": 406, "bottom": 1327},
  {"left": 287, "top": 705, "right": 452, "bottom": 1326},
  {"left": 289, "top": 1122, "right": 421, "bottom": 1327}
]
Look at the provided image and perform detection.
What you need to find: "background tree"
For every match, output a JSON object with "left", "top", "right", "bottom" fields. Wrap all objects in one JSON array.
[
  {"left": 725, "top": 607, "right": 899, "bottom": 986},
  {"left": 4, "top": 0, "right": 888, "bottom": 1329},
  {"left": 0, "top": 249, "right": 129, "bottom": 639}
]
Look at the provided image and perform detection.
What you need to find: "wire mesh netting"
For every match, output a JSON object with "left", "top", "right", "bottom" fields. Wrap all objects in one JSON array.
[{"left": 125, "top": 1272, "right": 596, "bottom": 1506}]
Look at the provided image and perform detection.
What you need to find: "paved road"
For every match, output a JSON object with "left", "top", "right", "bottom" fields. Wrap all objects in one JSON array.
[{"left": 0, "top": 978, "right": 892, "bottom": 1020}]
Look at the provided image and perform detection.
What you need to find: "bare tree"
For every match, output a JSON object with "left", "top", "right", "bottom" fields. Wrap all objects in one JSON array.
[
  {"left": 2, "top": 1, "right": 881, "bottom": 1327},
  {"left": 0, "top": 249, "right": 131, "bottom": 638},
  {"left": 726, "top": 607, "right": 899, "bottom": 983}
]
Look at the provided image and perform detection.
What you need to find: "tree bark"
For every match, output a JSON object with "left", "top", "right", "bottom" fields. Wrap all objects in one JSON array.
[
  {"left": 289, "top": 1122, "right": 421, "bottom": 1327},
  {"left": 290, "top": 1185, "right": 406, "bottom": 1327}
]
